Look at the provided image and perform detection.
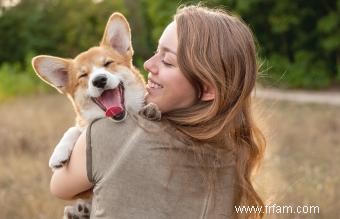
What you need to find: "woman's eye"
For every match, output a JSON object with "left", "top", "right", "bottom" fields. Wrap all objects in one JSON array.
[
  {"left": 162, "top": 60, "right": 173, "bottom": 67},
  {"left": 104, "top": 60, "right": 114, "bottom": 67}
]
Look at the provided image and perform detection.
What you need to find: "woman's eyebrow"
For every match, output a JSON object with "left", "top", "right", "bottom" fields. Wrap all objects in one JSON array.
[{"left": 159, "top": 45, "right": 177, "bottom": 56}]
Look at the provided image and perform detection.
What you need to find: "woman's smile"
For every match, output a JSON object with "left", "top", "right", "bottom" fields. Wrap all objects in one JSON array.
[
  {"left": 146, "top": 78, "right": 163, "bottom": 89},
  {"left": 144, "top": 22, "right": 197, "bottom": 113}
]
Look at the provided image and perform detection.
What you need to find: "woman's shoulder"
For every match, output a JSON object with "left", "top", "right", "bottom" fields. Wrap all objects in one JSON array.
[
  {"left": 87, "top": 111, "right": 172, "bottom": 140},
  {"left": 88, "top": 111, "right": 197, "bottom": 153},
  {"left": 88, "top": 111, "right": 161, "bottom": 129}
]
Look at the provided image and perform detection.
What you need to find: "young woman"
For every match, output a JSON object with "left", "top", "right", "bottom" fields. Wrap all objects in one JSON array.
[{"left": 50, "top": 5, "right": 266, "bottom": 219}]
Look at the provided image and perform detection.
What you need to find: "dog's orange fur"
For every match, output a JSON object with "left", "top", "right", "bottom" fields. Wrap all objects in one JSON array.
[
  {"left": 31, "top": 13, "right": 146, "bottom": 216},
  {"left": 32, "top": 13, "right": 145, "bottom": 127}
]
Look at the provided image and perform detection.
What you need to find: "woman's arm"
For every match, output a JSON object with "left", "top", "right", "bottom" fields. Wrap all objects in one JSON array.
[{"left": 50, "top": 130, "right": 93, "bottom": 200}]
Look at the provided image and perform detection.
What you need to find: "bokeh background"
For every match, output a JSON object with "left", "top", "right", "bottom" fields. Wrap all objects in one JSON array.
[{"left": 0, "top": 0, "right": 339, "bottom": 218}]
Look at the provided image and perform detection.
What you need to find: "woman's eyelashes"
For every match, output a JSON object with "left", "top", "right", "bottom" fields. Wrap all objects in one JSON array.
[
  {"left": 154, "top": 49, "right": 175, "bottom": 67},
  {"left": 162, "top": 60, "right": 173, "bottom": 67}
]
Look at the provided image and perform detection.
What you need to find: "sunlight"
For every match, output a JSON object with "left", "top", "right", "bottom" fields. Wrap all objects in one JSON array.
[{"left": 0, "top": 0, "right": 20, "bottom": 8}]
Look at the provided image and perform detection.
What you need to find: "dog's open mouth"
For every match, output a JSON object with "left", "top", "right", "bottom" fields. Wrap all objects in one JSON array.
[{"left": 91, "top": 82, "right": 125, "bottom": 120}]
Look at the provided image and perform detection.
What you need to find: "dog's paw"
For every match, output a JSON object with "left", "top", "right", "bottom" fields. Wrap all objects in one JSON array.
[
  {"left": 63, "top": 199, "right": 91, "bottom": 219},
  {"left": 49, "top": 127, "right": 81, "bottom": 169},
  {"left": 49, "top": 147, "right": 72, "bottom": 169},
  {"left": 139, "top": 103, "right": 161, "bottom": 121}
]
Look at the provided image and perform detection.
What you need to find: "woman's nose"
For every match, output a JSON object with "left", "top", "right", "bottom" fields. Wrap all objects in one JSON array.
[{"left": 144, "top": 56, "right": 157, "bottom": 75}]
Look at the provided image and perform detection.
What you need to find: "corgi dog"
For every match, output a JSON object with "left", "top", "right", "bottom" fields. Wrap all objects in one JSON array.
[
  {"left": 32, "top": 13, "right": 145, "bottom": 170},
  {"left": 32, "top": 12, "right": 162, "bottom": 218}
]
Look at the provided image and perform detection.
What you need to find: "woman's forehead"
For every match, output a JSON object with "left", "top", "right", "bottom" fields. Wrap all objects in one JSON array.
[{"left": 158, "top": 22, "right": 177, "bottom": 53}]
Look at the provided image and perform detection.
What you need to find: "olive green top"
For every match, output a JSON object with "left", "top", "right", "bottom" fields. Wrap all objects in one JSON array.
[{"left": 86, "top": 113, "right": 236, "bottom": 219}]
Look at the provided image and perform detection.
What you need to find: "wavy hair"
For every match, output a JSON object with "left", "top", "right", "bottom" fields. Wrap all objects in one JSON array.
[{"left": 163, "top": 5, "right": 266, "bottom": 218}]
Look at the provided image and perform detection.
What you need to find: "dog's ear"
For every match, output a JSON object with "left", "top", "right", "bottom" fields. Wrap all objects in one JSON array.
[
  {"left": 101, "top": 12, "right": 132, "bottom": 55},
  {"left": 32, "top": 55, "right": 70, "bottom": 93}
]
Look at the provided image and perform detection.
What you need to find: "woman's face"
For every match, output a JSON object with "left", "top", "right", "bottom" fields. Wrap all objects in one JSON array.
[{"left": 144, "top": 22, "right": 196, "bottom": 113}]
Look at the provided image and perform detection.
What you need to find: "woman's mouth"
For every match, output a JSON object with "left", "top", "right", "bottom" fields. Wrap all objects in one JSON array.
[{"left": 147, "top": 79, "right": 163, "bottom": 89}]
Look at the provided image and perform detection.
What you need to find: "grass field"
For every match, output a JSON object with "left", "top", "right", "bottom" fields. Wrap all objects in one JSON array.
[
  {"left": 0, "top": 94, "right": 339, "bottom": 219},
  {"left": 253, "top": 99, "right": 339, "bottom": 218}
]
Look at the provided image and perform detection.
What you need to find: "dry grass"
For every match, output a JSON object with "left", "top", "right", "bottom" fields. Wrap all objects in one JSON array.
[
  {"left": 254, "top": 99, "right": 340, "bottom": 218},
  {"left": 0, "top": 94, "right": 74, "bottom": 219},
  {"left": 0, "top": 94, "right": 339, "bottom": 218}
]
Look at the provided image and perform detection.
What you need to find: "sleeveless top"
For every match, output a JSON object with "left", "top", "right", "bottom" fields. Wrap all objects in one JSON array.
[{"left": 86, "top": 112, "right": 236, "bottom": 219}]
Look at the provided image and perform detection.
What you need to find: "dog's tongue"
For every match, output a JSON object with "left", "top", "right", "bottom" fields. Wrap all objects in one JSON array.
[{"left": 99, "top": 89, "right": 123, "bottom": 117}]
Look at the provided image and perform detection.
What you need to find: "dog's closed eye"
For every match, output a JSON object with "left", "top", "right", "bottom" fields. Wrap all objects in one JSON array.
[
  {"left": 78, "top": 67, "right": 89, "bottom": 79},
  {"left": 104, "top": 60, "right": 114, "bottom": 67},
  {"left": 78, "top": 73, "right": 88, "bottom": 79}
]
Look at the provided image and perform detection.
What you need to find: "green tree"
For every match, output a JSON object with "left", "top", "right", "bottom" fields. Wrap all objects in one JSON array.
[
  {"left": 0, "top": 0, "right": 339, "bottom": 90},
  {"left": 230, "top": 0, "right": 339, "bottom": 88},
  {"left": 0, "top": 0, "right": 126, "bottom": 63}
]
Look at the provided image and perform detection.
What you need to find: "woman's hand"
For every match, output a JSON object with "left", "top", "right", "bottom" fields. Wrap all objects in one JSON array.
[{"left": 50, "top": 130, "right": 93, "bottom": 200}]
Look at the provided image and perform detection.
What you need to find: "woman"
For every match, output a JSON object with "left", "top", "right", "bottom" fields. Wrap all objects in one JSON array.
[{"left": 51, "top": 5, "right": 266, "bottom": 219}]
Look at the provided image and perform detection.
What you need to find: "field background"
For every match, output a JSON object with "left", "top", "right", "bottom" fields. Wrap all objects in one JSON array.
[
  {"left": 0, "top": 93, "right": 339, "bottom": 219},
  {"left": 1, "top": 0, "right": 339, "bottom": 218}
]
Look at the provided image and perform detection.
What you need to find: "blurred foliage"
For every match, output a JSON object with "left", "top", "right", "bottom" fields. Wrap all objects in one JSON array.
[
  {"left": 0, "top": 0, "right": 127, "bottom": 61},
  {"left": 0, "top": 53, "right": 52, "bottom": 101},
  {"left": 0, "top": 0, "right": 339, "bottom": 100}
]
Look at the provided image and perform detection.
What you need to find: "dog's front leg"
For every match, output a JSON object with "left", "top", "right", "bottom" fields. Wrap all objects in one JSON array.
[{"left": 49, "top": 126, "right": 82, "bottom": 170}]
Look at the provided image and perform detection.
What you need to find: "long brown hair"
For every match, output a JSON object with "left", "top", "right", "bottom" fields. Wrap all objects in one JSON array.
[{"left": 163, "top": 5, "right": 266, "bottom": 218}]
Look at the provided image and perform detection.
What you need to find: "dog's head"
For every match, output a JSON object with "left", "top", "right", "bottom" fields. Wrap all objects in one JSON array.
[{"left": 32, "top": 13, "right": 145, "bottom": 122}]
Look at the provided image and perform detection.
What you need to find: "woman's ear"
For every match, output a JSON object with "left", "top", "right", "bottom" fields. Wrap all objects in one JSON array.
[{"left": 201, "top": 84, "right": 215, "bottom": 101}]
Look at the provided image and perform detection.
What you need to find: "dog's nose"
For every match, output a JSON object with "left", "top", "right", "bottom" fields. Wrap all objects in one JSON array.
[{"left": 92, "top": 75, "right": 107, "bottom": 88}]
